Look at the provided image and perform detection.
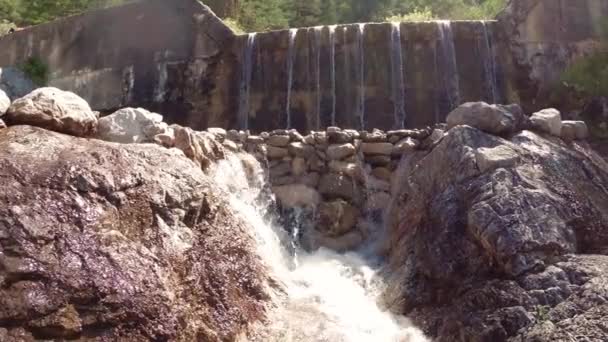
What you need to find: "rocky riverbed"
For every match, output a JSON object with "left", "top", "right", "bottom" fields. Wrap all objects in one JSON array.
[{"left": 0, "top": 85, "right": 607, "bottom": 341}]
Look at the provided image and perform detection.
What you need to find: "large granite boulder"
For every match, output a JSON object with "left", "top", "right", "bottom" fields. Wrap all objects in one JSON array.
[
  {"left": 383, "top": 125, "right": 608, "bottom": 341},
  {"left": 97, "top": 107, "right": 167, "bottom": 144},
  {"left": 0, "top": 126, "right": 273, "bottom": 341},
  {"left": 3, "top": 87, "right": 97, "bottom": 137}
]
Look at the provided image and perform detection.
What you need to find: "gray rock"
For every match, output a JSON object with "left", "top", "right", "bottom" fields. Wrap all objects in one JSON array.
[
  {"left": 318, "top": 173, "right": 360, "bottom": 202},
  {"left": 270, "top": 161, "right": 291, "bottom": 178},
  {"left": 361, "top": 129, "right": 387, "bottom": 142},
  {"left": 207, "top": 127, "right": 227, "bottom": 140},
  {"left": 446, "top": 101, "right": 524, "bottom": 135},
  {"left": 97, "top": 107, "right": 165, "bottom": 143},
  {"left": 5, "top": 87, "right": 97, "bottom": 137},
  {"left": 561, "top": 120, "right": 589, "bottom": 141},
  {"left": 272, "top": 184, "right": 320, "bottom": 208},
  {"left": 267, "top": 134, "right": 291, "bottom": 147},
  {"left": 361, "top": 142, "right": 393, "bottom": 156},
  {"left": 316, "top": 200, "right": 360, "bottom": 237},
  {"left": 383, "top": 125, "right": 608, "bottom": 341},
  {"left": 288, "top": 142, "right": 315, "bottom": 158},
  {"left": 365, "top": 155, "right": 391, "bottom": 166},
  {"left": 392, "top": 137, "right": 419, "bottom": 155},
  {"left": 298, "top": 172, "right": 320, "bottom": 188},
  {"left": 0, "top": 119, "right": 5, "bottom": 129},
  {"left": 328, "top": 160, "right": 362, "bottom": 180},
  {"left": 475, "top": 144, "right": 520, "bottom": 172},
  {"left": 291, "top": 157, "right": 307, "bottom": 176},
  {"left": 530, "top": 108, "right": 562, "bottom": 136},
  {"left": 267, "top": 145, "right": 289, "bottom": 159},
  {"left": 326, "top": 143, "right": 356, "bottom": 160}
]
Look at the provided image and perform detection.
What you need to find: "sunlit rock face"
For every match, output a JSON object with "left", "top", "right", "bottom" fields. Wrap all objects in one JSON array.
[
  {"left": 0, "top": 126, "right": 273, "bottom": 341},
  {"left": 383, "top": 121, "right": 608, "bottom": 341}
]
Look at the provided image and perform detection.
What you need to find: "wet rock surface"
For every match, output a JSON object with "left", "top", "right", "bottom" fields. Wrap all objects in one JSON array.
[
  {"left": 383, "top": 123, "right": 608, "bottom": 341},
  {"left": 0, "top": 126, "right": 273, "bottom": 341}
]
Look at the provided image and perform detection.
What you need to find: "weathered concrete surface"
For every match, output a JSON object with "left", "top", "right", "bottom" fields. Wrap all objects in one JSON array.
[
  {"left": 0, "top": 0, "right": 237, "bottom": 129},
  {"left": 498, "top": 0, "right": 608, "bottom": 113}
]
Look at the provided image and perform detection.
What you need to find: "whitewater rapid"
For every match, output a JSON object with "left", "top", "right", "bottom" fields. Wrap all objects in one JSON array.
[{"left": 208, "top": 153, "right": 427, "bottom": 342}]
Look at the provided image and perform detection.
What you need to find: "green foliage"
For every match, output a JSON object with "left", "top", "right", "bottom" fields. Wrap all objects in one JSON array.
[
  {"left": 385, "top": 8, "right": 435, "bottom": 22},
  {"left": 0, "top": 0, "right": 126, "bottom": 27},
  {"left": 19, "top": 56, "right": 49, "bottom": 86},
  {"left": 224, "top": 17, "right": 245, "bottom": 35},
  {"left": 561, "top": 52, "right": 608, "bottom": 98}
]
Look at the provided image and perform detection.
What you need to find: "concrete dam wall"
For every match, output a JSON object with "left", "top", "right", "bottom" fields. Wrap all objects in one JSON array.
[
  {"left": 0, "top": 0, "right": 605, "bottom": 131},
  {"left": 234, "top": 21, "right": 510, "bottom": 132}
]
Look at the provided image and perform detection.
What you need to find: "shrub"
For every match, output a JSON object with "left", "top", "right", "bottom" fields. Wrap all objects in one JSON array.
[
  {"left": 19, "top": 57, "right": 49, "bottom": 86},
  {"left": 561, "top": 51, "right": 608, "bottom": 98}
]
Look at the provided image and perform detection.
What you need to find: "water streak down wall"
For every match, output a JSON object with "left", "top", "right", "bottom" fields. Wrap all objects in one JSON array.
[{"left": 233, "top": 21, "right": 509, "bottom": 132}]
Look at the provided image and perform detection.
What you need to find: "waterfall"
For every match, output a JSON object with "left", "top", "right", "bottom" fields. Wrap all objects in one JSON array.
[
  {"left": 437, "top": 20, "right": 460, "bottom": 111},
  {"left": 390, "top": 22, "right": 406, "bottom": 129},
  {"left": 207, "top": 152, "right": 428, "bottom": 341},
  {"left": 286, "top": 28, "right": 298, "bottom": 129},
  {"left": 313, "top": 27, "right": 323, "bottom": 130},
  {"left": 480, "top": 21, "right": 499, "bottom": 104},
  {"left": 329, "top": 25, "right": 337, "bottom": 126},
  {"left": 357, "top": 24, "right": 366, "bottom": 130},
  {"left": 238, "top": 33, "right": 256, "bottom": 130}
]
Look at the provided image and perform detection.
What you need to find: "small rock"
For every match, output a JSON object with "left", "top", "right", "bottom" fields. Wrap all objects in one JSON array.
[
  {"left": 292, "top": 157, "right": 307, "bottom": 176},
  {"left": 207, "top": 127, "right": 227, "bottom": 140},
  {"left": 319, "top": 173, "right": 360, "bottom": 202},
  {"left": 303, "top": 134, "right": 315, "bottom": 144},
  {"left": 392, "top": 137, "right": 419, "bottom": 155},
  {"left": 476, "top": 145, "right": 520, "bottom": 172},
  {"left": 288, "top": 142, "right": 315, "bottom": 158},
  {"left": 267, "top": 134, "right": 291, "bottom": 147},
  {"left": 299, "top": 172, "right": 320, "bottom": 188},
  {"left": 561, "top": 120, "right": 589, "bottom": 141},
  {"left": 273, "top": 185, "right": 320, "bottom": 208},
  {"left": 246, "top": 135, "right": 264, "bottom": 144},
  {"left": 371, "top": 167, "right": 392, "bottom": 182},
  {"left": 316, "top": 200, "right": 360, "bottom": 237},
  {"left": 530, "top": 108, "right": 562, "bottom": 136},
  {"left": 365, "top": 155, "right": 391, "bottom": 166},
  {"left": 361, "top": 142, "right": 393, "bottom": 156},
  {"left": 0, "top": 119, "right": 6, "bottom": 129},
  {"left": 328, "top": 130, "right": 353, "bottom": 144},
  {"left": 271, "top": 175, "right": 296, "bottom": 186},
  {"left": 267, "top": 146, "right": 289, "bottom": 159},
  {"left": 98, "top": 107, "right": 164, "bottom": 143},
  {"left": 365, "top": 191, "right": 392, "bottom": 212},
  {"left": 153, "top": 132, "right": 175, "bottom": 147},
  {"left": 327, "top": 143, "right": 356, "bottom": 160},
  {"left": 289, "top": 129, "right": 304, "bottom": 142},
  {"left": 222, "top": 139, "right": 239, "bottom": 152},
  {"left": 314, "top": 131, "right": 328, "bottom": 145},
  {"left": 328, "top": 160, "right": 362, "bottom": 179},
  {"left": 362, "top": 129, "right": 387, "bottom": 142},
  {"left": 270, "top": 161, "right": 291, "bottom": 178}
]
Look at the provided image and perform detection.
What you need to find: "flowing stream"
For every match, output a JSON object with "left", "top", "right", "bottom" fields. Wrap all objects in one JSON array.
[{"left": 207, "top": 153, "right": 427, "bottom": 342}]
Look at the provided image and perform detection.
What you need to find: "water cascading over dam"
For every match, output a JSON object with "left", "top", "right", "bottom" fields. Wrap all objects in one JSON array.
[
  {"left": 207, "top": 152, "right": 427, "bottom": 341},
  {"left": 236, "top": 20, "right": 504, "bottom": 133}
]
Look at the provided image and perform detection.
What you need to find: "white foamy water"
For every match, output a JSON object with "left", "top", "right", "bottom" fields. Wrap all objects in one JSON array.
[{"left": 207, "top": 153, "right": 427, "bottom": 342}]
